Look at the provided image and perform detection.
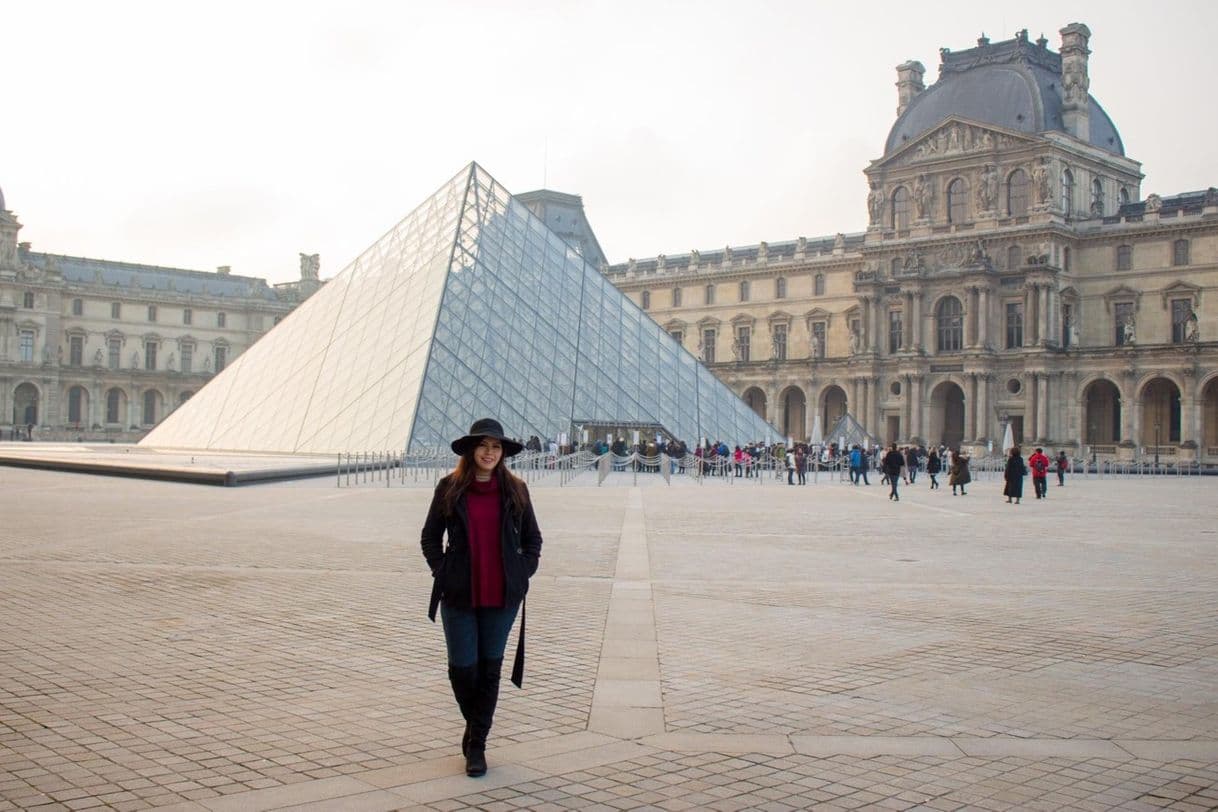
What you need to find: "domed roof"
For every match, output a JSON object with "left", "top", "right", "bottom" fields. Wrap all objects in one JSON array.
[{"left": 885, "top": 33, "right": 1123, "bottom": 157}]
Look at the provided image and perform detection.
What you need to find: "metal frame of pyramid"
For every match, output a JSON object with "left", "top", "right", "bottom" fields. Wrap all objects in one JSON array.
[
  {"left": 143, "top": 163, "right": 779, "bottom": 454},
  {"left": 826, "top": 413, "right": 881, "bottom": 450}
]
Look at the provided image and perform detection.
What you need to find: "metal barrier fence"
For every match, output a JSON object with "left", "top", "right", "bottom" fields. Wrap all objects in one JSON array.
[{"left": 335, "top": 449, "right": 1207, "bottom": 487}]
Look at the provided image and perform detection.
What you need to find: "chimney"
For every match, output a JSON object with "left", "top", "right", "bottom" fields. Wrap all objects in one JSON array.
[
  {"left": 1059, "top": 23, "right": 1092, "bottom": 141},
  {"left": 895, "top": 61, "right": 925, "bottom": 117},
  {"left": 216, "top": 265, "right": 231, "bottom": 275}
]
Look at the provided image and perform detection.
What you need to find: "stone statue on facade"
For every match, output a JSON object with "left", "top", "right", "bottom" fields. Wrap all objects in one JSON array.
[
  {"left": 1184, "top": 308, "right": 1200, "bottom": 343},
  {"left": 689, "top": 249, "right": 700, "bottom": 266},
  {"left": 722, "top": 246, "right": 733, "bottom": 265},
  {"left": 1032, "top": 160, "right": 1051, "bottom": 206},
  {"left": 299, "top": 253, "right": 320, "bottom": 281},
  {"left": 131, "top": 351, "right": 140, "bottom": 369},
  {"left": 848, "top": 326, "right": 863, "bottom": 355},
  {"left": 770, "top": 332, "right": 781, "bottom": 360},
  {"left": 757, "top": 242, "right": 768, "bottom": 262},
  {"left": 913, "top": 174, "right": 932, "bottom": 219},
  {"left": 809, "top": 333, "right": 821, "bottom": 360},
  {"left": 94, "top": 348, "right": 103, "bottom": 366},
  {"left": 1144, "top": 193, "right": 1163, "bottom": 214},
  {"left": 977, "top": 165, "right": 998, "bottom": 211},
  {"left": 730, "top": 338, "right": 741, "bottom": 362},
  {"left": 167, "top": 352, "right": 176, "bottom": 371},
  {"left": 867, "top": 181, "right": 885, "bottom": 225},
  {"left": 1122, "top": 316, "right": 1136, "bottom": 345},
  {"left": 204, "top": 354, "right": 213, "bottom": 372},
  {"left": 1067, "top": 315, "right": 1080, "bottom": 348}
]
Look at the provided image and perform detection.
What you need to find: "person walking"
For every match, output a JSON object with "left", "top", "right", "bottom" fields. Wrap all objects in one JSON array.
[
  {"left": 1028, "top": 447, "right": 1050, "bottom": 499},
  {"left": 795, "top": 447, "right": 807, "bottom": 485},
  {"left": 1055, "top": 450, "right": 1069, "bottom": 487},
  {"left": 926, "top": 449, "right": 941, "bottom": 489},
  {"left": 420, "top": 418, "right": 543, "bottom": 777},
  {"left": 882, "top": 443, "right": 905, "bottom": 501},
  {"left": 1003, "top": 445, "right": 1027, "bottom": 504},
  {"left": 949, "top": 450, "right": 971, "bottom": 495},
  {"left": 848, "top": 444, "right": 862, "bottom": 485}
]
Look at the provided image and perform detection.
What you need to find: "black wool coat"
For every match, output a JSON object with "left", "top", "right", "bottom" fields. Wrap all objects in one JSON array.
[
  {"left": 1003, "top": 455, "right": 1027, "bottom": 498},
  {"left": 421, "top": 475, "right": 542, "bottom": 618}
]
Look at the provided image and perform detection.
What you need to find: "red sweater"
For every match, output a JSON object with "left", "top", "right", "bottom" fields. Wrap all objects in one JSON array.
[
  {"left": 466, "top": 477, "right": 505, "bottom": 607},
  {"left": 1028, "top": 452, "right": 1050, "bottom": 478}
]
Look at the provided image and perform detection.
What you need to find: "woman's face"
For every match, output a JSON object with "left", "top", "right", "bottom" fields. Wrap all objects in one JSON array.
[{"left": 473, "top": 437, "right": 503, "bottom": 476}]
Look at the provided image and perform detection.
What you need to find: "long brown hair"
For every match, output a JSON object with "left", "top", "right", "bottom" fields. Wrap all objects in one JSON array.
[{"left": 440, "top": 447, "right": 529, "bottom": 517}]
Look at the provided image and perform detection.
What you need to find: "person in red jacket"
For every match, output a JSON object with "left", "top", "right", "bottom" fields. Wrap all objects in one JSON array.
[
  {"left": 1028, "top": 447, "right": 1051, "bottom": 500},
  {"left": 421, "top": 418, "right": 543, "bottom": 778}
]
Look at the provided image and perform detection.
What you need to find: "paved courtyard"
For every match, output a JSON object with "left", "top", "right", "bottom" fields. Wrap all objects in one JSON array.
[{"left": 1, "top": 464, "right": 1217, "bottom": 811}]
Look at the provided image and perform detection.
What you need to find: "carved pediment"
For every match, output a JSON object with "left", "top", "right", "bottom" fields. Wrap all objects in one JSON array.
[
  {"left": 1160, "top": 280, "right": 1201, "bottom": 309},
  {"left": 730, "top": 313, "right": 756, "bottom": 327},
  {"left": 1102, "top": 284, "right": 1141, "bottom": 313},
  {"left": 803, "top": 307, "right": 833, "bottom": 325},
  {"left": 879, "top": 117, "right": 1039, "bottom": 169},
  {"left": 696, "top": 316, "right": 721, "bottom": 329},
  {"left": 662, "top": 319, "right": 686, "bottom": 333},
  {"left": 767, "top": 309, "right": 793, "bottom": 324}
]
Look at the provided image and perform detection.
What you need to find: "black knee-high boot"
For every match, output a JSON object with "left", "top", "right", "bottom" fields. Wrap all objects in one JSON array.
[
  {"left": 465, "top": 657, "right": 503, "bottom": 777},
  {"left": 447, "top": 664, "right": 478, "bottom": 758}
]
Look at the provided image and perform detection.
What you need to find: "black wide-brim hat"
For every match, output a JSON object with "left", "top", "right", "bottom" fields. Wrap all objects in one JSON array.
[{"left": 451, "top": 417, "right": 524, "bottom": 457}]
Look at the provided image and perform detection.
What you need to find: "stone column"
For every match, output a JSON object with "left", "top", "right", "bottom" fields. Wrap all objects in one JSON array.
[
  {"left": 1186, "top": 373, "right": 1203, "bottom": 447},
  {"left": 866, "top": 377, "right": 878, "bottom": 438},
  {"left": 851, "top": 378, "right": 861, "bottom": 421},
  {"left": 967, "top": 374, "right": 978, "bottom": 440},
  {"left": 912, "top": 293, "right": 923, "bottom": 352},
  {"left": 910, "top": 374, "right": 923, "bottom": 441},
  {"left": 870, "top": 296, "right": 882, "bottom": 354},
  {"left": 977, "top": 374, "right": 990, "bottom": 442},
  {"left": 978, "top": 287, "right": 990, "bottom": 349},
  {"left": 0, "top": 376, "right": 10, "bottom": 428},
  {"left": 1039, "top": 285, "right": 1050, "bottom": 346},
  {"left": 1120, "top": 378, "right": 1135, "bottom": 445},
  {"left": 1037, "top": 373, "right": 1049, "bottom": 441},
  {"left": 964, "top": 287, "right": 977, "bottom": 348},
  {"left": 1024, "top": 373, "right": 1037, "bottom": 443}
]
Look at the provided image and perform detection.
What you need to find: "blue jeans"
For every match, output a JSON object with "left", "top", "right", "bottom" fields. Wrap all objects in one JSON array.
[{"left": 440, "top": 602, "right": 520, "bottom": 668}]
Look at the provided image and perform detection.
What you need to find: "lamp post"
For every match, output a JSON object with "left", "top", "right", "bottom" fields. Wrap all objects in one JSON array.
[{"left": 1154, "top": 419, "right": 1161, "bottom": 468}]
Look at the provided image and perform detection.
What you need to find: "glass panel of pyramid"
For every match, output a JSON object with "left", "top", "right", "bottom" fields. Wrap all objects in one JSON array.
[{"left": 142, "top": 163, "right": 778, "bottom": 454}]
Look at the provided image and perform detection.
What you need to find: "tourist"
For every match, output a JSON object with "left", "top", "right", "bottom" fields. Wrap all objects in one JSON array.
[
  {"left": 904, "top": 446, "right": 919, "bottom": 484},
  {"left": 949, "top": 450, "right": 970, "bottom": 495},
  {"left": 795, "top": 446, "right": 807, "bottom": 485},
  {"left": 1003, "top": 446, "right": 1027, "bottom": 504},
  {"left": 420, "top": 418, "right": 543, "bottom": 778},
  {"left": 1028, "top": 447, "right": 1050, "bottom": 499},
  {"left": 882, "top": 443, "right": 905, "bottom": 501},
  {"left": 1056, "top": 450, "right": 1069, "bottom": 487},
  {"left": 926, "top": 448, "right": 941, "bottom": 489}
]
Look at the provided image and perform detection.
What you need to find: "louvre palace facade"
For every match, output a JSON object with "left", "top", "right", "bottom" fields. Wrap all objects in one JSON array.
[
  {"left": 0, "top": 194, "right": 321, "bottom": 440},
  {"left": 605, "top": 24, "right": 1218, "bottom": 463}
]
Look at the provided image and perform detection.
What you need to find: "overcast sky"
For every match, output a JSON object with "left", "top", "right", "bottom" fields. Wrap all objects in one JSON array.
[{"left": 4, "top": 1, "right": 1216, "bottom": 285}]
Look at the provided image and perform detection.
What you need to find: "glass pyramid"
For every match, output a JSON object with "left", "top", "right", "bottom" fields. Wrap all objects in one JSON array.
[{"left": 143, "top": 163, "right": 778, "bottom": 454}]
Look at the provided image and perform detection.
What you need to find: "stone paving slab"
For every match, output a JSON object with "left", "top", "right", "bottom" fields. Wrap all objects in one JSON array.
[{"left": 1, "top": 467, "right": 1217, "bottom": 810}]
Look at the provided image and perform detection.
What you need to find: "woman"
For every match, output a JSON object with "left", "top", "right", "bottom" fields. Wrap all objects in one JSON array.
[
  {"left": 1003, "top": 445, "right": 1027, "bottom": 504},
  {"left": 421, "top": 418, "right": 543, "bottom": 777},
  {"left": 926, "top": 448, "right": 941, "bottom": 489},
  {"left": 949, "top": 450, "right": 971, "bottom": 495}
]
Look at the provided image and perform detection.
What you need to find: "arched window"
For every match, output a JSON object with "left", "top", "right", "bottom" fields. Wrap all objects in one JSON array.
[
  {"left": 1007, "top": 245, "right": 1021, "bottom": 269},
  {"left": 739, "top": 280, "right": 750, "bottom": 302},
  {"left": 142, "top": 390, "right": 158, "bottom": 425},
  {"left": 892, "top": 187, "right": 911, "bottom": 230},
  {"left": 947, "top": 178, "right": 968, "bottom": 223},
  {"left": 105, "top": 388, "right": 123, "bottom": 424},
  {"left": 1173, "top": 239, "right": 1190, "bottom": 266},
  {"left": 1119, "top": 187, "right": 1130, "bottom": 207},
  {"left": 641, "top": 290, "right": 651, "bottom": 309},
  {"left": 1091, "top": 178, "right": 1105, "bottom": 216},
  {"left": 1007, "top": 169, "right": 1029, "bottom": 217},
  {"left": 775, "top": 277, "right": 787, "bottom": 299},
  {"left": 813, "top": 274, "right": 825, "bottom": 296},
  {"left": 1061, "top": 168, "right": 1075, "bottom": 215},
  {"left": 936, "top": 296, "right": 964, "bottom": 353}
]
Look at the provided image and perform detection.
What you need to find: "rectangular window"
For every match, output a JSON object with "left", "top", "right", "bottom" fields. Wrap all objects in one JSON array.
[
  {"left": 668, "top": 330, "right": 683, "bottom": 346},
  {"left": 739, "top": 281, "right": 750, "bottom": 303},
  {"left": 1062, "top": 303, "right": 1074, "bottom": 349},
  {"left": 214, "top": 345, "right": 227, "bottom": 372},
  {"left": 183, "top": 307, "right": 193, "bottom": 325},
  {"left": 251, "top": 314, "right": 263, "bottom": 331},
  {"left": 1114, "top": 302, "right": 1134, "bottom": 346},
  {"left": 641, "top": 290, "right": 650, "bottom": 310},
  {"left": 18, "top": 329, "right": 34, "bottom": 363},
  {"left": 775, "top": 277, "right": 787, "bottom": 299},
  {"left": 735, "top": 326, "right": 750, "bottom": 362},
  {"left": 217, "top": 311, "right": 227, "bottom": 328},
  {"left": 772, "top": 323, "right": 787, "bottom": 360},
  {"left": 181, "top": 343, "right": 193, "bottom": 373},
  {"left": 147, "top": 304, "right": 157, "bottom": 322},
  {"left": 705, "top": 285, "right": 715, "bottom": 305},
  {"left": 71, "top": 298, "right": 83, "bottom": 316},
  {"left": 672, "top": 288, "right": 682, "bottom": 307},
  {"left": 108, "top": 338, "right": 121, "bottom": 370},
  {"left": 1116, "top": 245, "right": 1132, "bottom": 271},
  {"left": 69, "top": 336, "right": 84, "bottom": 367},
  {"left": 145, "top": 342, "right": 158, "bottom": 371},
  {"left": 22, "top": 291, "right": 34, "bottom": 309},
  {"left": 111, "top": 302, "right": 121, "bottom": 319},
  {"left": 811, "top": 322, "right": 826, "bottom": 358},
  {"left": 701, "top": 329, "right": 716, "bottom": 363},
  {"left": 1173, "top": 239, "right": 1190, "bottom": 267},
  {"left": 68, "top": 388, "right": 83, "bottom": 424},
  {"left": 1171, "top": 299, "right": 1192, "bottom": 344},
  {"left": 888, "top": 310, "right": 903, "bottom": 354},
  {"left": 1005, "top": 302, "right": 1024, "bottom": 349}
]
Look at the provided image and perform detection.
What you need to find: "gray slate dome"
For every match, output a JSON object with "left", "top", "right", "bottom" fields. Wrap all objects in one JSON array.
[{"left": 886, "top": 32, "right": 1123, "bottom": 157}]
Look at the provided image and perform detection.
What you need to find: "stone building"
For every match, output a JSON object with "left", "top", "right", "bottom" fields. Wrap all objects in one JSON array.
[
  {"left": 605, "top": 25, "right": 1218, "bottom": 463},
  {"left": 0, "top": 190, "right": 321, "bottom": 440}
]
